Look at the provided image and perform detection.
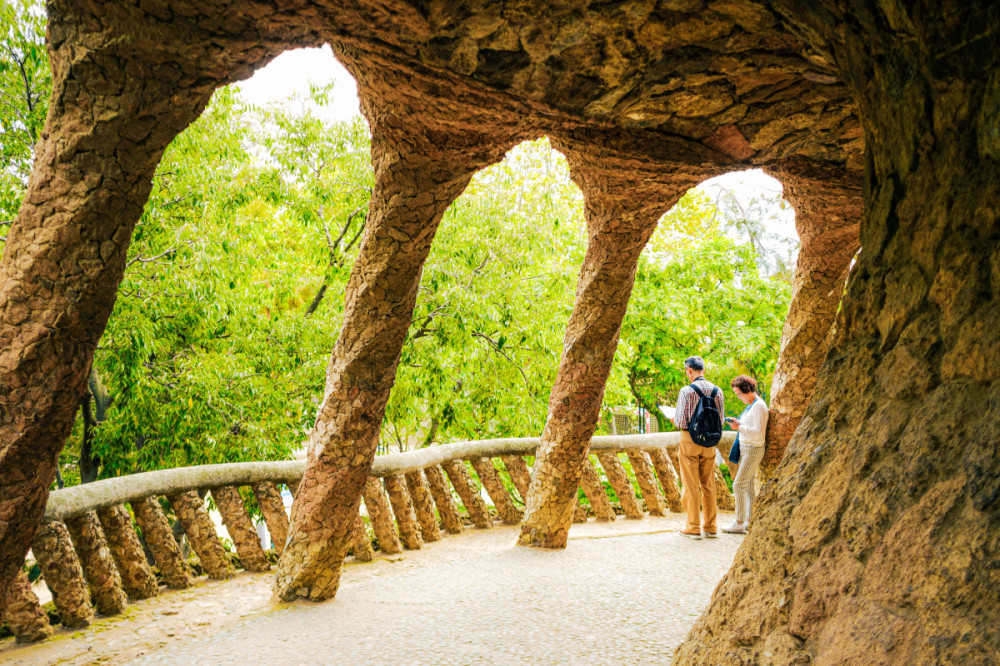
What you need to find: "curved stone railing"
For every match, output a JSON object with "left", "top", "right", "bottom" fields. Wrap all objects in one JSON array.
[{"left": 3, "top": 432, "right": 736, "bottom": 643}]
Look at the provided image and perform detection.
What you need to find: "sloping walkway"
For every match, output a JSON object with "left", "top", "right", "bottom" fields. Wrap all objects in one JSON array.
[{"left": 2, "top": 514, "right": 742, "bottom": 665}]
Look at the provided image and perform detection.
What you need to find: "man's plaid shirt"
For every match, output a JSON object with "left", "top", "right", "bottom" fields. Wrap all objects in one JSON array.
[{"left": 674, "top": 376, "right": 725, "bottom": 430}]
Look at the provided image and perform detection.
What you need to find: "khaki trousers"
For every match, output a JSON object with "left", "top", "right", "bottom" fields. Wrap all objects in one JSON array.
[{"left": 679, "top": 430, "right": 718, "bottom": 533}]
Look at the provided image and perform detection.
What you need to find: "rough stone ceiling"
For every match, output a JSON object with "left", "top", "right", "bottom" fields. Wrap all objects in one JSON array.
[{"left": 94, "top": 0, "right": 862, "bottom": 177}]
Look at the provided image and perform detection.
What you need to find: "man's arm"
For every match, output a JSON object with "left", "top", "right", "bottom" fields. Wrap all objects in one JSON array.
[
  {"left": 716, "top": 389, "right": 725, "bottom": 429},
  {"left": 673, "top": 388, "right": 690, "bottom": 429}
]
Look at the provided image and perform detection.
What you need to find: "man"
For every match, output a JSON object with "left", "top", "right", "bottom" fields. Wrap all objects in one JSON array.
[{"left": 671, "top": 356, "right": 725, "bottom": 539}]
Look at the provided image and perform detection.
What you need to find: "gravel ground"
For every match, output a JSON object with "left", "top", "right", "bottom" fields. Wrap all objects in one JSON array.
[{"left": 134, "top": 514, "right": 743, "bottom": 665}]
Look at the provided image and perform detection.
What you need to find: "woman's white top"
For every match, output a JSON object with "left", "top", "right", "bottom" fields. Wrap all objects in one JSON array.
[{"left": 738, "top": 398, "right": 770, "bottom": 448}]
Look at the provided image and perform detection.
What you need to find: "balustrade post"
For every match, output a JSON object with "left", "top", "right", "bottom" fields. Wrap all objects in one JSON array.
[
  {"left": 442, "top": 461, "right": 492, "bottom": 529},
  {"left": 423, "top": 465, "right": 464, "bottom": 535},
  {"left": 404, "top": 469, "right": 441, "bottom": 542},
  {"left": 578, "top": 457, "right": 617, "bottom": 522},
  {"left": 383, "top": 475, "right": 422, "bottom": 551},
  {"left": 499, "top": 455, "right": 532, "bottom": 501},
  {"left": 362, "top": 478, "right": 402, "bottom": 555},
  {"left": 351, "top": 514, "right": 375, "bottom": 562},
  {"left": 168, "top": 491, "right": 233, "bottom": 580},
  {"left": 1, "top": 568, "right": 52, "bottom": 643},
  {"left": 627, "top": 451, "right": 667, "bottom": 516},
  {"left": 131, "top": 497, "right": 192, "bottom": 589},
  {"left": 64, "top": 511, "right": 127, "bottom": 616},
  {"left": 96, "top": 504, "right": 158, "bottom": 600},
  {"left": 251, "top": 482, "right": 289, "bottom": 556},
  {"left": 714, "top": 468, "right": 735, "bottom": 511},
  {"left": 648, "top": 448, "right": 683, "bottom": 513},
  {"left": 31, "top": 521, "right": 93, "bottom": 628},
  {"left": 573, "top": 499, "right": 589, "bottom": 523},
  {"left": 597, "top": 453, "right": 643, "bottom": 519},
  {"left": 211, "top": 486, "right": 270, "bottom": 572},
  {"left": 470, "top": 458, "right": 522, "bottom": 525}
]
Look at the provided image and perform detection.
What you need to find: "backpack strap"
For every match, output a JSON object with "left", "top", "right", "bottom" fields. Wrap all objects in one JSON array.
[{"left": 690, "top": 383, "right": 706, "bottom": 399}]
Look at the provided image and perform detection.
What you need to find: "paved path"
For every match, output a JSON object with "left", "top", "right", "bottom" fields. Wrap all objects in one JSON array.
[{"left": 2, "top": 514, "right": 743, "bottom": 665}]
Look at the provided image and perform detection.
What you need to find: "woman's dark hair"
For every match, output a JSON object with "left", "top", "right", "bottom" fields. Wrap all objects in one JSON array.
[{"left": 731, "top": 375, "right": 757, "bottom": 394}]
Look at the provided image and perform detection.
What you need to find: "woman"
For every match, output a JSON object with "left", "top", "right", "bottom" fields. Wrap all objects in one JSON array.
[{"left": 722, "top": 375, "right": 769, "bottom": 534}]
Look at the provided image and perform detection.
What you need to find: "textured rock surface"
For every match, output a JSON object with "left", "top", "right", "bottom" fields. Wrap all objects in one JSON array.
[
  {"left": 1, "top": 569, "right": 52, "bottom": 643},
  {"left": 383, "top": 475, "right": 422, "bottom": 551},
  {"left": 470, "top": 458, "right": 522, "bottom": 525},
  {"left": 499, "top": 455, "right": 532, "bottom": 502},
  {"left": 65, "top": 511, "right": 128, "bottom": 616},
  {"left": 97, "top": 504, "right": 159, "bottom": 600},
  {"left": 578, "top": 458, "right": 617, "bottom": 522},
  {"left": 423, "top": 465, "right": 464, "bottom": 535},
  {"left": 677, "top": 3, "right": 1000, "bottom": 663},
  {"left": 31, "top": 522, "right": 92, "bottom": 628},
  {"left": 167, "top": 492, "right": 233, "bottom": 581},
  {"left": 404, "top": 469, "right": 441, "bottom": 542},
  {"left": 251, "top": 482, "right": 289, "bottom": 556},
  {"left": 442, "top": 461, "right": 493, "bottom": 529},
  {"left": 714, "top": 468, "right": 735, "bottom": 512},
  {"left": 361, "top": 478, "right": 402, "bottom": 555},
  {"left": 211, "top": 486, "right": 270, "bottom": 572},
  {"left": 350, "top": 514, "right": 375, "bottom": 562},
  {"left": 131, "top": 497, "right": 192, "bottom": 590}
]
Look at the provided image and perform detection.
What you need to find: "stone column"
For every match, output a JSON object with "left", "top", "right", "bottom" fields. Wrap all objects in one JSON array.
[
  {"left": 0, "top": 5, "right": 289, "bottom": 593},
  {"left": 131, "top": 497, "right": 192, "bottom": 590},
  {"left": 273, "top": 90, "right": 523, "bottom": 598},
  {"left": 578, "top": 458, "right": 617, "bottom": 522},
  {"left": 96, "top": 504, "right": 158, "bottom": 600},
  {"left": 519, "top": 139, "right": 702, "bottom": 547},
  {"left": 351, "top": 514, "right": 375, "bottom": 562},
  {"left": 65, "top": 512, "right": 128, "bottom": 616},
  {"left": 500, "top": 455, "right": 533, "bottom": 501},
  {"left": 31, "top": 522, "right": 92, "bottom": 628},
  {"left": 362, "top": 478, "right": 403, "bottom": 555},
  {"left": 252, "top": 482, "right": 289, "bottom": 556},
  {"left": 405, "top": 469, "right": 442, "bottom": 542},
  {"left": 1, "top": 568, "right": 52, "bottom": 643},
  {"left": 678, "top": 7, "right": 1000, "bottom": 663},
  {"left": 573, "top": 500, "right": 589, "bottom": 523},
  {"left": 626, "top": 451, "right": 667, "bottom": 516},
  {"left": 168, "top": 492, "right": 232, "bottom": 580},
  {"left": 442, "top": 461, "right": 493, "bottom": 529},
  {"left": 424, "top": 465, "right": 464, "bottom": 535},
  {"left": 759, "top": 160, "right": 861, "bottom": 476},
  {"left": 383, "top": 475, "right": 423, "bottom": 551},
  {"left": 211, "top": 486, "right": 270, "bottom": 572},
  {"left": 596, "top": 453, "right": 643, "bottom": 519},
  {"left": 648, "top": 448, "right": 683, "bottom": 513},
  {"left": 470, "top": 458, "right": 523, "bottom": 525}
]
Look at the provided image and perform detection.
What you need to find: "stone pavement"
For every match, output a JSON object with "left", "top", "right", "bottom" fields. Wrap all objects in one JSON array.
[{"left": 2, "top": 513, "right": 743, "bottom": 665}]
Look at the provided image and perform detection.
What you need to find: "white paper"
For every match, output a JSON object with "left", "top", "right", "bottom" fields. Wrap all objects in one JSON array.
[{"left": 658, "top": 405, "right": 676, "bottom": 421}]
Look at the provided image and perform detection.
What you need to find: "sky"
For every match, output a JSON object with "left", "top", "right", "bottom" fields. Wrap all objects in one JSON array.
[{"left": 236, "top": 46, "right": 798, "bottom": 250}]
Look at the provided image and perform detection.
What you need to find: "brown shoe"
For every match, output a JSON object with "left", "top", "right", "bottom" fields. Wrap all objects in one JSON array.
[
  {"left": 679, "top": 530, "right": 702, "bottom": 540},
  {"left": 702, "top": 530, "right": 718, "bottom": 538}
]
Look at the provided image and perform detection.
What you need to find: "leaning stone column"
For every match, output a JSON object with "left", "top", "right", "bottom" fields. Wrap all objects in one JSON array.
[
  {"left": 519, "top": 139, "right": 703, "bottom": 547},
  {"left": 97, "top": 505, "right": 158, "bottom": 600},
  {"left": 759, "top": 159, "right": 860, "bottom": 477},
  {"left": 131, "top": 497, "right": 192, "bottom": 590},
  {"left": 211, "top": 486, "right": 270, "bottom": 572},
  {"left": 31, "top": 522, "right": 92, "bottom": 628},
  {"left": 351, "top": 514, "right": 375, "bottom": 562},
  {"left": 64, "top": 512, "right": 128, "bottom": 616},
  {"left": 0, "top": 6, "right": 290, "bottom": 593},
  {"left": 500, "top": 455, "right": 533, "bottom": 501},
  {"left": 405, "top": 469, "right": 442, "bottom": 542},
  {"left": 383, "top": 475, "right": 422, "bottom": 551},
  {"left": 424, "top": 465, "right": 464, "bottom": 535},
  {"left": 626, "top": 451, "right": 667, "bottom": 516},
  {"left": 252, "top": 482, "right": 289, "bottom": 556},
  {"left": 1, "top": 568, "right": 52, "bottom": 643},
  {"left": 714, "top": 468, "right": 735, "bottom": 511},
  {"left": 442, "top": 461, "right": 493, "bottom": 529},
  {"left": 470, "top": 458, "right": 523, "bottom": 525},
  {"left": 168, "top": 492, "right": 233, "bottom": 580},
  {"left": 273, "top": 89, "right": 523, "bottom": 599},
  {"left": 578, "top": 458, "right": 617, "bottom": 522},
  {"left": 597, "top": 453, "right": 643, "bottom": 519},
  {"left": 648, "top": 448, "right": 683, "bottom": 513},
  {"left": 362, "top": 478, "right": 403, "bottom": 555}
]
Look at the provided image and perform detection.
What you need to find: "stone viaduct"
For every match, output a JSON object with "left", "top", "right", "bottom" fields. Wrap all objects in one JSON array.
[{"left": 0, "top": 1, "right": 996, "bottom": 662}]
